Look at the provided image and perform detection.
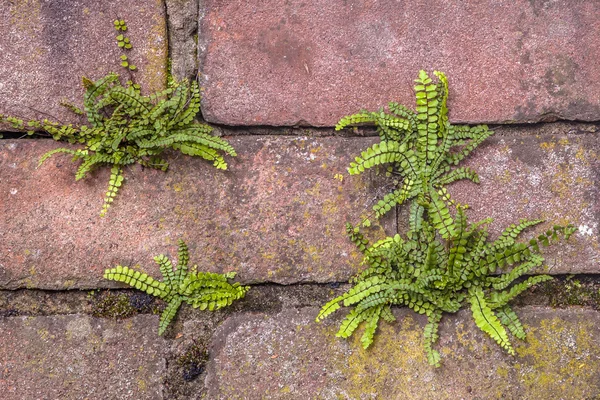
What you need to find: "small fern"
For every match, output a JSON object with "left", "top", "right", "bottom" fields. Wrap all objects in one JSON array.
[
  {"left": 104, "top": 240, "right": 249, "bottom": 335},
  {"left": 338, "top": 70, "right": 492, "bottom": 230},
  {"left": 0, "top": 21, "right": 236, "bottom": 217},
  {"left": 317, "top": 209, "right": 575, "bottom": 365}
]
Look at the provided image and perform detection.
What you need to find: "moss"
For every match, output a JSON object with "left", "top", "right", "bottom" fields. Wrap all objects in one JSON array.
[
  {"left": 177, "top": 342, "right": 209, "bottom": 382},
  {"left": 533, "top": 276, "right": 600, "bottom": 308},
  {"left": 90, "top": 290, "right": 159, "bottom": 319},
  {"left": 515, "top": 316, "right": 600, "bottom": 399}
]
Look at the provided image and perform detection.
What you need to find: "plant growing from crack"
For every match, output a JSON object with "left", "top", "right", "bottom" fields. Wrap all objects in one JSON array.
[
  {"left": 104, "top": 240, "right": 249, "bottom": 335},
  {"left": 317, "top": 70, "right": 576, "bottom": 366},
  {"left": 1, "top": 20, "right": 235, "bottom": 217}
]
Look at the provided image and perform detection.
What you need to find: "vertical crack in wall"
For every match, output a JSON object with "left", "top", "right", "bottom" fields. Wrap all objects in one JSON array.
[{"left": 165, "top": 0, "right": 200, "bottom": 82}]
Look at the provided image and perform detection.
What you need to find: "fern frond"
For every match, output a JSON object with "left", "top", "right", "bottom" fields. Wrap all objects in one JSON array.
[
  {"left": 487, "top": 275, "right": 553, "bottom": 309},
  {"left": 38, "top": 147, "right": 83, "bottom": 167},
  {"left": 316, "top": 296, "right": 344, "bottom": 322},
  {"left": 424, "top": 310, "right": 442, "bottom": 367},
  {"left": 361, "top": 305, "right": 383, "bottom": 349},
  {"left": 100, "top": 165, "right": 124, "bottom": 217},
  {"left": 486, "top": 255, "right": 544, "bottom": 290},
  {"left": 436, "top": 167, "right": 480, "bottom": 186},
  {"left": 496, "top": 305, "right": 526, "bottom": 340},
  {"left": 172, "top": 142, "right": 228, "bottom": 170},
  {"left": 469, "top": 287, "right": 514, "bottom": 355},
  {"left": 103, "top": 265, "right": 169, "bottom": 299},
  {"left": 348, "top": 141, "right": 409, "bottom": 175},
  {"left": 335, "top": 112, "right": 377, "bottom": 130},
  {"left": 346, "top": 223, "right": 370, "bottom": 254},
  {"left": 336, "top": 308, "right": 371, "bottom": 339},
  {"left": 105, "top": 240, "right": 248, "bottom": 335},
  {"left": 158, "top": 297, "right": 183, "bottom": 335},
  {"left": 427, "top": 189, "right": 456, "bottom": 239},
  {"left": 82, "top": 74, "right": 120, "bottom": 127},
  {"left": 373, "top": 178, "right": 413, "bottom": 218}
]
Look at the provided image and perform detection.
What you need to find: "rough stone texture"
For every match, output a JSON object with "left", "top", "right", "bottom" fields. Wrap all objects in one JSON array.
[
  {"left": 205, "top": 306, "right": 600, "bottom": 399},
  {"left": 200, "top": 0, "right": 600, "bottom": 126},
  {"left": 450, "top": 126, "right": 600, "bottom": 274},
  {"left": 0, "top": 0, "right": 167, "bottom": 128},
  {"left": 0, "top": 314, "right": 166, "bottom": 399},
  {"left": 165, "top": 0, "right": 199, "bottom": 82},
  {"left": 0, "top": 136, "right": 393, "bottom": 290}
]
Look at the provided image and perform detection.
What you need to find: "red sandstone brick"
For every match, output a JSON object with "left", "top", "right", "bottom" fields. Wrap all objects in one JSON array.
[{"left": 200, "top": 0, "right": 600, "bottom": 126}]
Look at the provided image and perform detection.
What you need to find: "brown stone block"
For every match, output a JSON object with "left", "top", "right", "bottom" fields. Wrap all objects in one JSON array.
[
  {"left": 200, "top": 0, "right": 600, "bottom": 126},
  {"left": 0, "top": 136, "right": 393, "bottom": 289},
  {"left": 0, "top": 0, "right": 167, "bottom": 128},
  {"left": 0, "top": 315, "right": 166, "bottom": 400},
  {"left": 205, "top": 307, "right": 600, "bottom": 399}
]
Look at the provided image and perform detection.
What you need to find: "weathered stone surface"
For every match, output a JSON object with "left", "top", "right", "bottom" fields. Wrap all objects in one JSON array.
[
  {"left": 449, "top": 126, "right": 600, "bottom": 274},
  {"left": 200, "top": 0, "right": 600, "bottom": 126},
  {"left": 166, "top": 0, "right": 199, "bottom": 82},
  {"left": 206, "top": 306, "right": 600, "bottom": 399},
  {"left": 0, "top": 136, "right": 392, "bottom": 289},
  {"left": 0, "top": 314, "right": 166, "bottom": 399},
  {"left": 0, "top": 0, "right": 167, "bottom": 128}
]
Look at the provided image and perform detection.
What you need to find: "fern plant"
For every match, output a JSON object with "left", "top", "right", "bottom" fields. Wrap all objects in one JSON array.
[
  {"left": 319, "top": 70, "right": 576, "bottom": 367},
  {"left": 317, "top": 210, "right": 575, "bottom": 366},
  {"left": 0, "top": 21, "right": 236, "bottom": 217},
  {"left": 104, "top": 240, "right": 249, "bottom": 335},
  {"left": 338, "top": 70, "right": 491, "bottom": 232}
]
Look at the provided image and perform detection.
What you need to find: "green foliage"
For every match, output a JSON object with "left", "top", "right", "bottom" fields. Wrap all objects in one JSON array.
[
  {"left": 0, "top": 20, "right": 236, "bottom": 217},
  {"left": 318, "top": 208, "right": 575, "bottom": 365},
  {"left": 104, "top": 240, "right": 249, "bottom": 335},
  {"left": 339, "top": 70, "right": 492, "bottom": 228},
  {"left": 319, "top": 70, "right": 577, "bottom": 367}
]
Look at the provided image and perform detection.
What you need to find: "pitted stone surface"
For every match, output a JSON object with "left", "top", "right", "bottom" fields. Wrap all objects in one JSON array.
[
  {"left": 0, "top": 315, "right": 166, "bottom": 399},
  {"left": 205, "top": 307, "right": 600, "bottom": 399},
  {"left": 0, "top": 136, "right": 392, "bottom": 289},
  {"left": 450, "top": 130, "right": 600, "bottom": 274},
  {"left": 0, "top": 0, "right": 167, "bottom": 128},
  {"left": 200, "top": 0, "right": 600, "bottom": 126}
]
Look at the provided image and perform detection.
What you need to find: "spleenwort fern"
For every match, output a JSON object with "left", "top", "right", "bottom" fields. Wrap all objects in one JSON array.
[
  {"left": 318, "top": 209, "right": 575, "bottom": 365},
  {"left": 0, "top": 20, "right": 236, "bottom": 217},
  {"left": 104, "top": 240, "right": 249, "bottom": 335},
  {"left": 319, "top": 70, "right": 576, "bottom": 367},
  {"left": 338, "top": 70, "right": 491, "bottom": 231}
]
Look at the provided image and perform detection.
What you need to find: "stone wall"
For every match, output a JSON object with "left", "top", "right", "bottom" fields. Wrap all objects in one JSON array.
[{"left": 1, "top": 0, "right": 599, "bottom": 398}]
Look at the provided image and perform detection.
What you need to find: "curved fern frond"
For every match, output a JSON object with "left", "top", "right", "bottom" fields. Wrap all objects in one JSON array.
[
  {"left": 348, "top": 141, "right": 407, "bottom": 174},
  {"left": 38, "top": 147, "right": 83, "bottom": 167},
  {"left": 469, "top": 287, "right": 514, "bottom": 355},
  {"left": 436, "top": 167, "right": 480, "bottom": 186},
  {"left": 487, "top": 275, "right": 553, "bottom": 310},
  {"left": 103, "top": 265, "right": 169, "bottom": 299},
  {"left": 100, "top": 165, "right": 124, "bottom": 217},
  {"left": 496, "top": 305, "right": 526, "bottom": 340}
]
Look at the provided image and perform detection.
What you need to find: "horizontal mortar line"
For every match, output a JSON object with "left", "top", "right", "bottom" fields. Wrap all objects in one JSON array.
[{"left": 1, "top": 274, "right": 599, "bottom": 318}]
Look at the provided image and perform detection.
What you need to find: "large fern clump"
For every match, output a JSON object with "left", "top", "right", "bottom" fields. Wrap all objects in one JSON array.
[
  {"left": 1, "top": 21, "right": 236, "bottom": 217},
  {"left": 104, "top": 240, "right": 249, "bottom": 335},
  {"left": 338, "top": 70, "right": 491, "bottom": 231},
  {"left": 317, "top": 210, "right": 575, "bottom": 366},
  {"left": 319, "top": 70, "right": 576, "bottom": 366}
]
